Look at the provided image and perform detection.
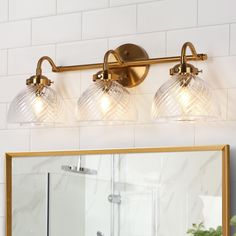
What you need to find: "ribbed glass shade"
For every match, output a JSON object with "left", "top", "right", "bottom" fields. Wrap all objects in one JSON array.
[
  {"left": 151, "top": 75, "right": 220, "bottom": 121},
  {"left": 76, "top": 80, "right": 137, "bottom": 122},
  {"left": 7, "top": 85, "right": 65, "bottom": 125}
]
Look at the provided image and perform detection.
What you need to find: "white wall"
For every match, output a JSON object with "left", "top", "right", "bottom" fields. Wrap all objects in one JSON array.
[{"left": 0, "top": 0, "right": 236, "bottom": 234}]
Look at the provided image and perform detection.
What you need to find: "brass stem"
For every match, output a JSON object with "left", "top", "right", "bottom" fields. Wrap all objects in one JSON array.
[
  {"left": 36, "top": 56, "right": 59, "bottom": 76},
  {"left": 103, "top": 50, "right": 123, "bottom": 71},
  {"left": 180, "top": 42, "right": 198, "bottom": 65}
]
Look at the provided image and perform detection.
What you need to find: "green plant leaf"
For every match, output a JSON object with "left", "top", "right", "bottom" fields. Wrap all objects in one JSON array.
[
  {"left": 231, "top": 215, "right": 236, "bottom": 226},
  {"left": 187, "top": 223, "right": 222, "bottom": 236}
]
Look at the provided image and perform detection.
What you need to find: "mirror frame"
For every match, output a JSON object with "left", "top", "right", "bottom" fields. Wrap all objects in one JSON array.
[{"left": 5, "top": 145, "right": 230, "bottom": 236}]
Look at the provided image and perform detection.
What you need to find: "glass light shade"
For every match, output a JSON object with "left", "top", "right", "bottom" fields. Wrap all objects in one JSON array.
[
  {"left": 7, "top": 85, "right": 65, "bottom": 125},
  {"left": 151, "top": 75, "right": 220, "bottom": 121},
  {"left": 76, "top": 80, "right": 137, "bottom": 122}
]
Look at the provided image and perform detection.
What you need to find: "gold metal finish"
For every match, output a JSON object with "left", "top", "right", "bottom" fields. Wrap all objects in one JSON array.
[
  {"left": 170, "top": 63, "right": 200, "bottom": 76},
  {"left": 36, "top": 56, "right": 59, "bottom": 75},
  {"left": 26, "top": 75, "right": 52, "bottom": 86},
  {"left": 222, "top": 145, "right": 230, "bottom": 236},
  {"left": 5, "top": 145, "right": 230, "bottom": 236},
  {"left": 5, "top": 154, "right": 12, "bottom": 236},
  {"left": 170, "top": 42, "right": 203, "bottom": 76},
  {"left": 53, "top": 53, "right": 207, "bottom": 72},
  {"left": 34, "top": 43, "right": 207, "bottom": 88},
  {"left": 93, "top": 49, "right": 123, "bottom": 83},
  {"left": 112, "top": 44, "right": 149, "bottom": 87}
]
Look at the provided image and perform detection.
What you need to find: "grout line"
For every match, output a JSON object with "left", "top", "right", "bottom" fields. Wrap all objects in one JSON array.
[
  {"left": 29, "top": 128, "right": 32, "bottom": 151},
  {"left": 133, "top": 124, "right": 136, "bottom": 147},
  {"left": 226, "top": 89, "right": 229, "bottom": 120},
  {"left": 136, "top": 4, "right": 138, "bottom": 33},
  {"left": 78, "top": 127, "right": 80, "bottom": 149},
  {"left": 4, "top": 103, "right": 8, "bottom": 130},
  {"left": 55, "top": 44, "right": 58, "bottom": 64},
  {"left": 1, "top": 4, "right": 236, "bottom": 29},
  {"left": 165, "top": 31, "right": 167, "bottom": 56},
  {"left": 1, "top": 4, "right": 135, "bottom": 23},
  {"left": 80, "top": 12, "right": 83, "bottom": 40},
  {"left": 0, "top": 22, "right": 232, "bottom": 52},
  {"left": 193, "top": 124, "right": 196, "bottom": 145},
  {"left": 2, "top": 119, "right": 236, "bottom": 131},
  {"left": 196, "top": 0, "right": 199, "bottom": 26},
  {"left": 52, "top": 23, "right": 232, "bottom": 44},
  {"left": 55, "top": 0, "right": 58, "bottom": 15},
  {"left": 30, "top": 19, "right": 33, "bottom": 46},
  {"left": 106, "top": 38, "right": 109, "bottom": 50},
  {"left": 6, "top": 48, "right": 9, "bottom": 76},
  {"left": 229, "top": 24, "right": 231, "bottom": 55},
  {"left": 7, "top": 0, "right": 10, "bottom": 21}
]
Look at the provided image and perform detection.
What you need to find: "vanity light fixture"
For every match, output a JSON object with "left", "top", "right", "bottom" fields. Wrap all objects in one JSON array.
[
  {"left": 7, "top": 42, "right": 216, "bottom": 125},
  {"left": 76, "top": 48, "right": 137, "bottom": 122},
  {"left": 7, "top": 57, "right": 65, "bottom": 125},
  {"left": 151, "top": 42, "right": 220, "bottom": 121}
]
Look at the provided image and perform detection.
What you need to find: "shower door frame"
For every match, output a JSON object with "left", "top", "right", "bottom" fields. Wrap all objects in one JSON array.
[{"left": 5, "top": 145, "right": 230, "bottom": 236}]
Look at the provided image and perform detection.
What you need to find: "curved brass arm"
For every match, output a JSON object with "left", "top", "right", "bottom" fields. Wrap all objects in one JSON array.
[
  {"left": 36, "top": 56, "right": 59, "bottom": 76},
  {"left": 180, "top": 42, "right": 198, "bottom": 65},
  {"left": 103, "top": 50, "right": 123, "bottom": 72}
]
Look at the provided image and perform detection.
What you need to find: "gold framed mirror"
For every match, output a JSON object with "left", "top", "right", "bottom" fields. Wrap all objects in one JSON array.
[{"left": 5, "top": 145, "right": 230, "bottom": 236}]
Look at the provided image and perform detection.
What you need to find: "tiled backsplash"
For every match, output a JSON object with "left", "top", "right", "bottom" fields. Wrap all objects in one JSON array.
[{"left": 0, "top": 0, "right": 236, "bottom": 234}]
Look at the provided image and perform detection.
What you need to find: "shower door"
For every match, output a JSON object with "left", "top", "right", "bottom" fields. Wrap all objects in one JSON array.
[{"left": 49, "top": 155, "right": 112, "bottom": 236}]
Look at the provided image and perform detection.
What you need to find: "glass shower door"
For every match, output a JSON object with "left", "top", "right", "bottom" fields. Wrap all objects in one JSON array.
[
  {"left": 113, "top": 153, "right": 162, "bottom": 236},
  {"left": 49, "top": 154, "right": 112, "bottom": 236}
]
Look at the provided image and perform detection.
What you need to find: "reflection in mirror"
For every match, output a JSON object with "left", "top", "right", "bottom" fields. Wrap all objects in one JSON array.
[{"left": 9, "top": 147, "right": 229, "bottom": 236}]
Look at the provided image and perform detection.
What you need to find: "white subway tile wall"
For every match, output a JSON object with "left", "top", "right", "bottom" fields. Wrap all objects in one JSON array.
[
  {"left": 167, "top": 25, "right": 230, "bottom": 57},
  {"left": 0, "top": 104, "right": 6, "bottom": 129},
  {"left": 0, "top": 184, "right": 4, "bottom": 216},
  {"left": 108, "top": 32, "right": 166, "bottom": 58},
  {"left": 198, "top": 0, "right": 236, "bottom": 26},
  {"left": 56, "top": 39, "right": 108, "bottom": 65},
  {"left": 0, "top": 0, "right": 236, "bottom": 233},
  {"left": 8, "top": 45, "right": 56, "bottom": 75},
  {"left": 0, "top": 50, "right": 7, "bottom": 75},
  {"left": 9, "top": 0, "right": 56, "bottom": 20},
  {"left": 32, "top": 13, "right": 82, "bottom": 45},
  {"left": 0, "top": 0, "right": 8, "bottom": 22},
  {"left": 82, "top": 5, "right": 136, "bottom": 39},
  {"left": 0, "top": 217, "right": 4, "bottom": 236},
  {"left": 0, "top": 20, "right": 31, "bottom": 49},
  {"left": 30, "top": 128, "right": 80, "bottom": 151},
  {"left": 230, "top": 24, "right": 236, "bottom": 55},
  {"left": 57, "top": 0, "right": 108, "bottom": 14},
  {"left": 137, "top": 0, "right": 197, "bottom": 33}
]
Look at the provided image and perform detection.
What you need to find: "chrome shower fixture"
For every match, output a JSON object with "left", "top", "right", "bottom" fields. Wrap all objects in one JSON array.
[
  {"left": 61, "top": 165, "right": 97, "bottom": 175},
  {"left": 61, "top": 156, "right": 97, "bottom": 175},
  {"left": 108, "top": 194, "right": 121, "bottom": 204}
]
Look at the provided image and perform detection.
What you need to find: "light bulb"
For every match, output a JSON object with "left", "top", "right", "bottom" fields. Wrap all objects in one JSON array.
[
  {"left": 178, "top": 87, "right": 191, "bottom": 109},
  {"left": 100, "top": 93, "right": 111, "bottom": 114},
  {"left": 33, "top": 96, "right": 46, "bottom": 115}
]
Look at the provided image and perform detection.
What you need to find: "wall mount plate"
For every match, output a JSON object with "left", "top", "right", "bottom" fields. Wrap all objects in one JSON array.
[{"left": 110, "top": 43, "right": 150, "bottom": 88}]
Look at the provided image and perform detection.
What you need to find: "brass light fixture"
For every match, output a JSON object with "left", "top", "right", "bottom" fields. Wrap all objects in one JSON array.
[
  {"left": 76, "top": 48, "right": 138, "bottom": 122},
  {"left": 151, "top": 42, "right": 220, "bottom": 121},
  {"left": 7, "top": 42, "right": 216, "bottom": 125},
  {"left": 7, "top": 57, "right": 65, "bottom": 125}
]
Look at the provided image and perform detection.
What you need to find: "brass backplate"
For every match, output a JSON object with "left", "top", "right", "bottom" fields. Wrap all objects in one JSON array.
[{"left": 110, "top": 44, "right": 149, "bottom": 88}]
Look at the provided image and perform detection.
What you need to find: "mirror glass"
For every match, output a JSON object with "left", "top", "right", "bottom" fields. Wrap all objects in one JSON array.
[{"left": 12, "top": 150, "right": 223, "bottom": 236}]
